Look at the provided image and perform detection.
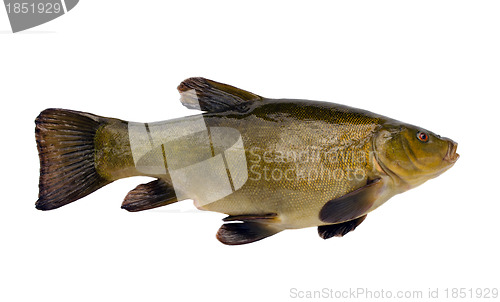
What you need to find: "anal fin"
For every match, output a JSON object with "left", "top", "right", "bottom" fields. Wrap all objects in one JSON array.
[
  {"left": 216, "top": 222, "right": 281, "bottom": 245},
  {"left": 121, "top": 179, "right": 177, "bottom": 212},
  {"left": 318, "top": 215, "right": 367, "bottom": 239}
]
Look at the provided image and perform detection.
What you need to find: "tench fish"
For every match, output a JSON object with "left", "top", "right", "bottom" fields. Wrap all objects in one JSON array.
[{"left": 35, "top": 77, "right": 459, "bottom": 245}]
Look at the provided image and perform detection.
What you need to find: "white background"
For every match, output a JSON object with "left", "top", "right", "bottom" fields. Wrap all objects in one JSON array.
[{"left": 1, "top": 1, "right": 499, "bottom": 301}]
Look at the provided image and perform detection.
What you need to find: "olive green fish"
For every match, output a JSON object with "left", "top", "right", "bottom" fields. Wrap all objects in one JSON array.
[{"left": 35, "top": 77, "right": 459, "bottom": 245}]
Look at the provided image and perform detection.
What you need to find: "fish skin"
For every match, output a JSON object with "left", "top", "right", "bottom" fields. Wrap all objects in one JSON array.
[
  {"left": 93, "top": 98, "right": 388, "bottom": 229},
  {"left": 199, "top": 100, "right": 386, "bottom": 229},
  {"left": 36, "top": 78, "right": 459, "bottom": 244}
]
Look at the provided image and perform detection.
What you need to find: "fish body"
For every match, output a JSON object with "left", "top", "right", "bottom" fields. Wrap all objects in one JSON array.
[{"left": 35, "top": 78, "right": 459, "bottom": 244}]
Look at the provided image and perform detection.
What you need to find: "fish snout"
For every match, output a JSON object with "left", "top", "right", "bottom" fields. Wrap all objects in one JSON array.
[{"left": 444, "top": 139, "right": 459, "bottom": 163}]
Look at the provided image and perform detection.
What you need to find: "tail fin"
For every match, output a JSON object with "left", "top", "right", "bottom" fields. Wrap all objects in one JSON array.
[{"left": 35, "top": 109, "right": 111, "bottom": 210}]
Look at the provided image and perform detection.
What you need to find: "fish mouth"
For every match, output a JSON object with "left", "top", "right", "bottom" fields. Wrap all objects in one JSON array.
[{"left": 444, "top": 140, "right": 459, "bottom": 163}]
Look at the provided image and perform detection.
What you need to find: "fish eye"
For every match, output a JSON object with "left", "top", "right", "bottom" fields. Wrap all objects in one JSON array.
[{"left": 417, "top": 131, "right": 429, "bottom": 142}]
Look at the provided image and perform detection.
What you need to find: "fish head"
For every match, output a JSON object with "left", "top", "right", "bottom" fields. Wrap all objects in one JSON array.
[{"left": 374, "top": 123, "right": 459, "bottom": 190}]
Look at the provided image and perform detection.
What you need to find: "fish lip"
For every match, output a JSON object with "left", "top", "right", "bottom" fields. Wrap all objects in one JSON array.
[{"left": 444, "top": 141, "right": 460, "bottom": 163}]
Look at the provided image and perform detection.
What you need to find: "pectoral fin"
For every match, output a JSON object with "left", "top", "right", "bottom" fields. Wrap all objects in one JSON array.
[
  {"left": 319, "top": 178, "right": 383, "bottom": 224},
  {"left": 121, "top": 179, "right": 177, "bottom": 212},
  {"left": 177, "top": 77, "right": 263, "bottom": 113},
  {"left": 318, "top": 215, "right": 367, "bottom": 239},
  {"left": 216, "top": 222, "right": 281, "bottom": 245}
]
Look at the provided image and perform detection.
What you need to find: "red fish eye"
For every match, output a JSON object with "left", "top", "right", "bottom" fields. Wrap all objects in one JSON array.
[{"left": 417, "top": 131, "right": 429, "bottom": 142}]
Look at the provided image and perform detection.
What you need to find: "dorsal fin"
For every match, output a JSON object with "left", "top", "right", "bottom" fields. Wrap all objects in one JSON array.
[{"left": 177, "top": 77, "right": 263, "bottom": 112}]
